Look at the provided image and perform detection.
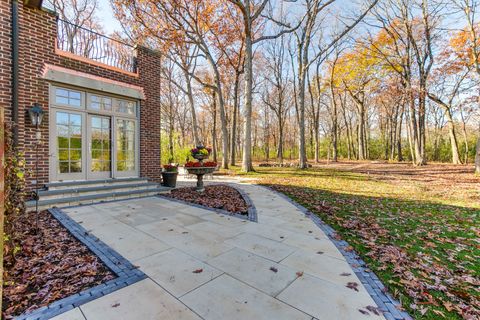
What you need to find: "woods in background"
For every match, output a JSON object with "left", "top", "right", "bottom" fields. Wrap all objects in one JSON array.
[{"left": 111, "top": 0, "right": 480, "bottom": 173}]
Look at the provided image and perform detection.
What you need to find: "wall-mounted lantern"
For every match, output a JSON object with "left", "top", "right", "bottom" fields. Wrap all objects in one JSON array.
[{"left": 28, "top": 103, "right": 44, "bottom": 128}]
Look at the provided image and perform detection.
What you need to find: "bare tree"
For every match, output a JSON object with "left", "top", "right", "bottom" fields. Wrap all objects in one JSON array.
[
  {"left": 161, "top": 44, "right": 201, "bottom": 146},
  {"left": 292, "top": 0, "right": 379, "bottom": 168},
  {"left": 427, "top": 58, "right": 472, "bottom": 164},
  {"left": 452, "top": 0, "right": 480, "bottom": 173},
  {"left": 53, "top": 0, "right": 102, "bottom": 55},
  {"left": 113, "top": 1, "right": 232, "bottom": 168},
  {"left": 226, "top": 0, "right": 301, "bottom": 172},
  {"left": 262, "top": 34, "right": 291, "bottom": 163}
]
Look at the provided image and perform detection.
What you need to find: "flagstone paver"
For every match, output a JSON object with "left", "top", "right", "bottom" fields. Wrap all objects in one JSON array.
[
  {"left": 59, "top": 181, "right": 386, "bottom": 320},
  {"left": 51, "top": 308, "right": 85, "bottom": 320},
  {"left": 225, "top": 233, "right": 297, "bottom": 262},
  {"left": 180, "top": 274, "right": 311, "bottom": 320},
  {"left": 134, "top": 248, "right": 223, "bottom": 297},
  {"left": 208, "top": 247, "right": 298, "bottom": 296},
  {"left": 277, "top": 274, "right": 384, "bottom": 320},
  {"left": 80, "top": 279, "right": 201, "bottom": 320}
]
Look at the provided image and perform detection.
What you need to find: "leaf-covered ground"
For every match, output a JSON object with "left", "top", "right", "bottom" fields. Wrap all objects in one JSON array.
[
  {"left": 223, "top": 161, "right": 480, "bottom": 320},
  {"left": 167, "top": 184, "right": 248, "bottom": 215},
  {"left": 2, "top": 211, "right": 115, "bottom": 319}
]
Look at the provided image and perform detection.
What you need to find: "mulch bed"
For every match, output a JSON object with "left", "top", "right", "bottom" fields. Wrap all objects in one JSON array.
[
  {"left": 166, "top": 184, "right": 248, "bottom": 215},
  {"left": 2, "top": 210, "right": 115, "bottom": 319}
]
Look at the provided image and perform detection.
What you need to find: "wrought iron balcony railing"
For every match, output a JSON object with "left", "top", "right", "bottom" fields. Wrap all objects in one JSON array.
[{"left": 56, "top": 19, "right": 137, "bottom": 73}]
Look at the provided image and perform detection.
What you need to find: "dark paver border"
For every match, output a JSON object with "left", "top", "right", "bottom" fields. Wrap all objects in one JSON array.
[
  {"left": 156, "top": 183, "right": 258, "bottom": 222},
  {"left": 15, "top": 207, "right": 147, "bottom": 320},
  {"left": 260, "top": 185, "right": 412, "bottom": 320}
]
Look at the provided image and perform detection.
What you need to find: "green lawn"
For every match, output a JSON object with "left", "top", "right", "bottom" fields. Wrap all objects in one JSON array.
[{"left": 222, "top": 163, "right": 480, "bottom": 319}]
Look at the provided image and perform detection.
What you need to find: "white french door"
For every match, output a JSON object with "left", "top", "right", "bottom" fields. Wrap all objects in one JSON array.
[
  {"left": 114, "top": 118, "right": 138, "bottom": 178},
  {"left": 87, "top": 115, "right": 112, "bottom": 179},
  {"left": 49, "top": 86, "right": 139, "bottom": 182},
  {"left": 51, "top": 109, "right": 86, "bottom": 181}
]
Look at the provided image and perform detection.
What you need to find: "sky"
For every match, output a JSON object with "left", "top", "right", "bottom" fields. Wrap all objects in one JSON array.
[
  {"left": 54, "top": 0, "right": 466, "bottom": 38},
  {"left": 96, "top": 0, "right": 122, "bottom": 35}
]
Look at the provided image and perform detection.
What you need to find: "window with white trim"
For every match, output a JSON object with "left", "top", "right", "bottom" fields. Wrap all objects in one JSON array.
[
  {"left": 55, "top": 88, "right": 82, "bottom": 107},
  {"left": 90, "top": 95, "right": 113, "bottom": 111},
  {"left": 116, "top": 99, "right": 136, "bottom": 115}
]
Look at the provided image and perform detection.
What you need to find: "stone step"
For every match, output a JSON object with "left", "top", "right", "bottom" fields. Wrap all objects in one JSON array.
[
  {"left": 26, "top": 186, "right": 171, "bottom": 211},
  {"left": 37, "top": 182, "right": 161, "bottom": 201},
  {"left": 45, "top": 177, "right": 149, "bottom": 191}
]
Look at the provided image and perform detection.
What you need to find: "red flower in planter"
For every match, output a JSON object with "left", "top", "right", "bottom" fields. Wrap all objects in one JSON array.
[
  {"left": 185, "top": 161, "right": 202, "bottom": 168},
  {"left": 203, "top": 161, "right": 218, "bottom": 168},
  {"left": 163, "top": 164, "right": 178, "bottom": 172}
]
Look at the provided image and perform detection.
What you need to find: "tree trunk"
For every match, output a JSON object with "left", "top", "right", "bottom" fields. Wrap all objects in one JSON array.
[
  {"left": 428, "top": 94, "right": 462, "bottom": 164},
  {"left": 445, "top": 109, "right": 461, "bottom": 164},
  {"left": 230, "top": 73, "right": 240, "bottom": 166},
  {"left": 277, "top": 115, "right": 284, "bottom": 163},
  {"left": 332, "top": 122, "right": 338, "bottom": 162},
  {"left": 168, "top": 122, "right": 174, "bottom": 162},
  {"left": 357, "top": 104, "right": 366, "bottom": 160},
  {"left": 343, "top": 108, "right": 352, "bottom": 160},
  {"left": 397, "top": 107, "right": 404, "bottom": 161},
  {"left": 212, "top": 91, "right": 218, "bottom": 163},
  {"left": 241, "top": 6, "right": 254, "bottom": 172},
  {"left": 216, "top": 84, "right": 229, "bottom": 169},
  {"left": 475, "top": 136, "right": 480, "bottom": 174},
  {"left": 182, "top": 68, "right": 200, "bottom": 146},
  {"left": 409, "top": 94, "right": 424, "bottom": 165},
  {"left": 204, "top": 52, "right": 229, "bottom": 169},
  {"left": 298, "top": 69, "right": 307, "bottom": 168},
  {"left": 330, "top": 86, "right": 338, "bottom": 162},
  {"left": 461, "top": 119, "right": 469, "bottom": 164}
]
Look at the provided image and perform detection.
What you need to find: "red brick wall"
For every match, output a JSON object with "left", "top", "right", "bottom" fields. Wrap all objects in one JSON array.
[
  {"left": 0, "top": 0, "right": 12, "bottom": 126},
  {"left": 1, "top": 3, "right": 162, "bottom": 188},
  {"left": 137, "top": 48, "right": 162, "bottom": 182}
]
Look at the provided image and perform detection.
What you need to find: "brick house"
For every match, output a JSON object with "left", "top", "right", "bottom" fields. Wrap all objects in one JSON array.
[{"left": 1, "top": 1, "right": 164, "bottom": 208}]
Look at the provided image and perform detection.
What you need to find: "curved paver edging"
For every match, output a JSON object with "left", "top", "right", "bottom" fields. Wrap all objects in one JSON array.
[
  {"left": 258, "top": 185, "right": 412, "bottom": 320},
  {"left": 157, "top": 184, "right": 258, "bottom": 222},
  {"left": 14, "top": 208, "right": 147, "bottom": 320}
]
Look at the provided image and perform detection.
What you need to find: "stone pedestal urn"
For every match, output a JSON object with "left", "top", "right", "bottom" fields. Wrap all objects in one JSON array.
[
  {"left": 186, "top": 145, "right": 215, "bottom": 192},
  {"left": 185, "top": 167, "right": 215, "bottom": 192}
]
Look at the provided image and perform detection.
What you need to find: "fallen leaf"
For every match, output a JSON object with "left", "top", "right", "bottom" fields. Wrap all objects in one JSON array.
[
  {"left": 432, "top": 309, "right": 446, "bottom": 317},
  {"left": 346, "top": 282, "right": 359, "bottom": 292},
  {"left": 358, "top": 309, "right": 369, "bottom": 315},
  {"left": 366, "top": 305, "right": 382, "bottom": 315}
]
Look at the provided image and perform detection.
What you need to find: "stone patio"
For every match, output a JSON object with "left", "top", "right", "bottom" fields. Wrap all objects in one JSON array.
[{"left": 53, "top": 182, "right": 386, "bottom": 320}]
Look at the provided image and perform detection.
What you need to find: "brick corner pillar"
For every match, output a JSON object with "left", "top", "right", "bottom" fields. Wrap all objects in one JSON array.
[{"left": 136, "top": 46, "right": 162, "bottom": 182}]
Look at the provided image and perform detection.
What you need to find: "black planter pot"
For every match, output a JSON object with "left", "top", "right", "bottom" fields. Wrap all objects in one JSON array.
[{"left": 162, "top": 172, "right": 178, "bottom": 188}]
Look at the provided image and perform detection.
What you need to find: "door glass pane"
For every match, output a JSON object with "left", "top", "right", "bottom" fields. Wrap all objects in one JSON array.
[
  {"left": 116, "top": 119, "right": 135, "bottom": 172},
  {"left": 56, "top": 112, "right": 82, "bottom": 174},
  {"left": 90, "top": 116, "right": 111, "bottom": 172}
]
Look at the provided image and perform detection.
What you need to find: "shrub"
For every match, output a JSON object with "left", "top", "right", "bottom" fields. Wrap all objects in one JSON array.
[{"left": 3, "top": 124, "right": 28, "bottom": 268}]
